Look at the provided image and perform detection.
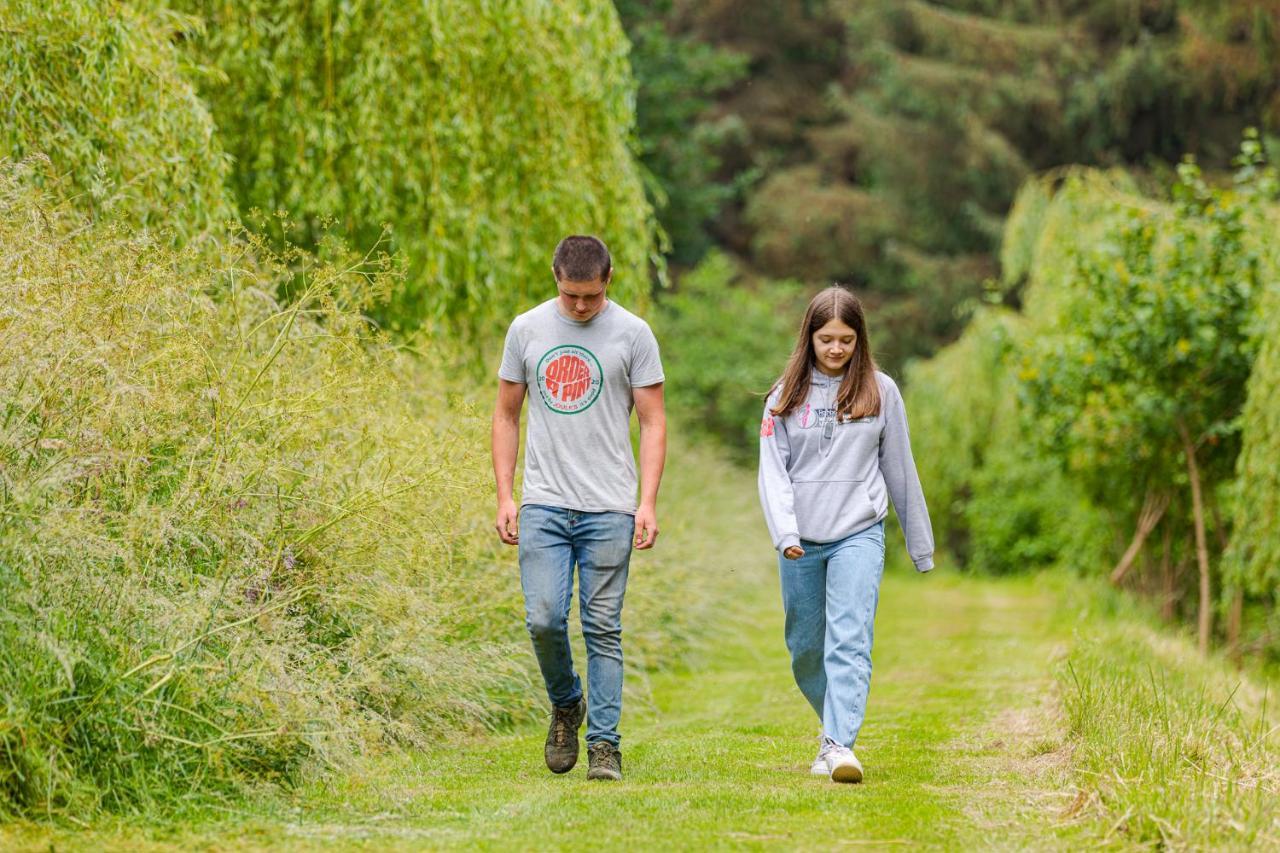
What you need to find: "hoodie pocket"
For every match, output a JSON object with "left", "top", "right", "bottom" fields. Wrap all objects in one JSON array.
[{"left": 791, "top": 479, "right": 871, "bottom": 540}]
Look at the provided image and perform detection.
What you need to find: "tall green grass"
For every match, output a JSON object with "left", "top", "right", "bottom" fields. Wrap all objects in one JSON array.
[
  {"left": 0, "top": 161, "right": 731, "bottom": 823},
  {"left": 1060, "top": 589, "right": 1280, "bottom": 847}
]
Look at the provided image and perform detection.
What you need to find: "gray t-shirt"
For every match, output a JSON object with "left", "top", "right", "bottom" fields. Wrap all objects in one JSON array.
[{"left": 499, "top": 299, "right": 664, "bottom": 515}]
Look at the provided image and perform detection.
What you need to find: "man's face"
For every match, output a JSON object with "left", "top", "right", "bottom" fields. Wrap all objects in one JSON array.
[{"left": 556, "top": 274, "right": 609, "bottom": 322}]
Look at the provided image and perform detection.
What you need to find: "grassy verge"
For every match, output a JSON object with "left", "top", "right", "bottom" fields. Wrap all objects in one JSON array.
[{"left": 1054, "top": 585, "right": 1280, "bottom": 848}]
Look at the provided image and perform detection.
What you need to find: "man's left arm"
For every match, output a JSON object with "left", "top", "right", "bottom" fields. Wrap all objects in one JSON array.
[{"left": 633, "top": 383, "right": 666, "bottom": 550}]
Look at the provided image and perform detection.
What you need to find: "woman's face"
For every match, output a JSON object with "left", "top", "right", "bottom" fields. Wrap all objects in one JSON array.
[{"left": 812, "top": 317, "right": 857, "bottom": 376}]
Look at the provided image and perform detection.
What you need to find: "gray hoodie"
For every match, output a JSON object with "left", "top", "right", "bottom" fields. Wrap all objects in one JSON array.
[{"left": 758, "top": 369, "right": 934, "bottom": 572}]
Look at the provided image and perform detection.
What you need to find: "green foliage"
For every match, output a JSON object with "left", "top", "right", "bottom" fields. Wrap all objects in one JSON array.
[
  {"left": 1228, "top": 137, "right": 1280, "bottom": 623},
  {"left": 906, "top": 135, "right": 1278, "bottom": 648},
  {"left": 170, "top": 0, "right": 656, "bottom": 334},
  {"left": 654, "top": 253, "right": 801, "bottom": 460},
  {"left": 616, "top": 0, "right": 749, "bottom": 266},
  {"left": 0, "top": 165, "right": 724, "bottom": 821},
  {"left": 905, "top": 308, "right": 1108, "bottom": 574},
  {"left": 1019, "top": 161, "right": 1262, "bottom": 502},
  {"left": 0, "top": 0, "right": 232, "bottom": 237}
]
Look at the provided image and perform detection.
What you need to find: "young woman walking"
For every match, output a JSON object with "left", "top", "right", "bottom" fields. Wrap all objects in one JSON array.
[{"left": 758, "top": 286, "right": 934, "bottom": 784}]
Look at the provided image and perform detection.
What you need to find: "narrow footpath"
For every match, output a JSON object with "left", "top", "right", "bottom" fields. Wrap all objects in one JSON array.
[
  {"left": 6, "top": 558, "right": 1079, "bottom": 852},
  {"left": 244, "top": 570, "right": 1074, "bottom": 850}
]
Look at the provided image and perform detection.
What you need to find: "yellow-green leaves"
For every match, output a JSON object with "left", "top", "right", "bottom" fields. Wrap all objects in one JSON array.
[
  {"left": 171, "top": 0, "right": 657, "bottom": 336},
  {"left": 0, "top": 1, "right": 232, "bottom": 238}
]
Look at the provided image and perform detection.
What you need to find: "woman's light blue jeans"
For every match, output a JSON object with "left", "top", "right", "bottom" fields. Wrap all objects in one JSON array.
[
  {"left": 779, "top": 520, "right": 885, "bottom": 749},
  {"left": 518, "top": 504, "right": 633, "bottom": 747}
]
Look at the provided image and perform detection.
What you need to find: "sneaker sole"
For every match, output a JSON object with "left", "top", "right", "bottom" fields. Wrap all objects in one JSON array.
[
  {"left": 830, "top": 762, "right": 863, "bottom": 784},
  {"left": 586, "top": 769, "right": 622, "bottom": 781}
]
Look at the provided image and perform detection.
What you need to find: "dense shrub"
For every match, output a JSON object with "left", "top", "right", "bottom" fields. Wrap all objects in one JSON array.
[
  {"left": 170, "top": 0, "right": 657, "bottom": 334},
  {"left": 0, "top": 1, "right": 232, "bottom": 237},
  {"left": 904, "top": 309, "right": 1108, "bottom": 574}
]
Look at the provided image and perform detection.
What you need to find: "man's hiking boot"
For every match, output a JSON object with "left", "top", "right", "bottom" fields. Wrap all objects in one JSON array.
[
  {"left": 544, "top": 696, "right": 587, "bottom": 774},
  {"left": 586, "top": 741, "right": 622, "bottom": 781}
]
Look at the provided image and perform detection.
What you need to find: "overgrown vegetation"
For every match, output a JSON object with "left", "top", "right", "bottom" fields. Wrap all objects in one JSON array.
[
  {"left": 168, "top": 0, "right": 656, "bottom": 334},
  {"left": 0, "top": 0, "right": 232, "bottom": 237},
  {"left": 905, "top": 137, "right": 1280, "bottom": 658},
  {"left": 1060, "top": 587, "right": 1280, "bottom": 847},
  {"left": 0, "top": 161, "right": 733, "bottom": 821}
]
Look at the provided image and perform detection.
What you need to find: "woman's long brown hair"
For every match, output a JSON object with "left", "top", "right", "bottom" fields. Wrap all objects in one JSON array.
[{"left": 770, "top": 286, "right": 881, "bottom": 420}]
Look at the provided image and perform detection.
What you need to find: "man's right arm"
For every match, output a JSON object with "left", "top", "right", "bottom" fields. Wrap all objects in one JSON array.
[{"left": 492, "top": 379, "right": 526, "bottom": 545}]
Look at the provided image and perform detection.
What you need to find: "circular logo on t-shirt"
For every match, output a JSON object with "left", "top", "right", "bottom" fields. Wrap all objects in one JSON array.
[{"left": 536, "top": 345, "right": 603, "bottom": 414}]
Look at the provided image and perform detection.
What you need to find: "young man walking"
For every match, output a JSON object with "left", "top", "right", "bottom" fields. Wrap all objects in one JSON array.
[{"left": 492, "top": 235, "right": 666, "bottom": 781}]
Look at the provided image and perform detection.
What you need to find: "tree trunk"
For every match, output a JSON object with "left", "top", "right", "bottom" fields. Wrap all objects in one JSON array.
[
  {"left": 1159, "top": 522, "right": 1174, "bottom": 622},
  {"left": 1109, "top": 490, "right": 1170, "bottom": 586},
  {"left": 1178, "top": 421, "right": 1212, "bottom": 654},
  {"left": 1208, "top": 497, "right": 1243, "bottom": 663},
  {"left": 1227, "top": 589, "right": 1243, "bottom": 666}
]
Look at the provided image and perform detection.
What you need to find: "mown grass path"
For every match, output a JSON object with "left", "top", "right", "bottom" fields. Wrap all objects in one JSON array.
[{"left": 9, "top": 567, "right": 1077, "bottom": 851}]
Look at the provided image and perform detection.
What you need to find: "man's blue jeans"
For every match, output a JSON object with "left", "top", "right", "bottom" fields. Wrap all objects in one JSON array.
[
  {"left": 778, "top": 520, "right": 885, "bottom": 748},
  {"left": 519, "top": 504, "right": 633, "bottom": 747}
]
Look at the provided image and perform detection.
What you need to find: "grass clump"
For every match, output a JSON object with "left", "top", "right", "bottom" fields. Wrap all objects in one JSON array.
[{"left": 1059, "top": 591, "right": 1280, "bottom": 847}]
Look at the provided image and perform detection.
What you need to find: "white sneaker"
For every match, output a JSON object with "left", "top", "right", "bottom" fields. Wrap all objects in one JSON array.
[{"left": 817, "top": 738, "right": 864, "bottom": 783}]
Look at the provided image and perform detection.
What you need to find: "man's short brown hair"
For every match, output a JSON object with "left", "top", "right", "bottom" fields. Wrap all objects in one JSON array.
[{"left": 553, "top": 235, "right": 612, "bottom": 282}]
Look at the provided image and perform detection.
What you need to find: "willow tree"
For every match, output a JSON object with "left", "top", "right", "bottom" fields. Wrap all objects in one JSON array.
[
  {"left": 172, "top": 0, "right": 657, "bottom": 334},
  {"left": 0, "top": 0, "right": 231, "bottom": 237},
  {"left": 1227, "top": 139, "right": 1280, "bottom": 655},
  {"left": 1017, "top": 156, "right": 1268, "bottom": 652}
]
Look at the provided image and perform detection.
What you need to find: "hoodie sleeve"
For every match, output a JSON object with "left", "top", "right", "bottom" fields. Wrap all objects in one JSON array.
[
  {"left": 758, "top": 395, "right": 801, "bottom": 554},
  {"left": 878, "top": 377, "right": 935, "bottom": 572}
]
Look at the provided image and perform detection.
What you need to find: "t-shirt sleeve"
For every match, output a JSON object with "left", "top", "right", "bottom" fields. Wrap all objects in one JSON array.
[
  {"left": 498, "top": 321, "right": 525, "bottom": 383},
  {"left": 630, "top": 323, "right": 665, "bottom": 387}
]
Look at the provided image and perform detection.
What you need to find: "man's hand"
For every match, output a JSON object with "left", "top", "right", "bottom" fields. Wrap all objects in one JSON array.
[
  {"left": 633, "top": 504, "right": 659, "bottom": 550},
  {"left": 783, "top": 545, "right": 805, "bottom": 560},
  {"left": 496, "top": 499, "right": 520, "bottom": 545}
]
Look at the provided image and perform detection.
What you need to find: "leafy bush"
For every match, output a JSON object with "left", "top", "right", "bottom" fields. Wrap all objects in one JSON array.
[
  {"left": 904, "top": 308, "right": 1107, "bottom": 574},
  {"left": 1017, "top": 151, "right": 1273, "bottom": 649},
  {"left": 0, "top": 1, "right": 232, "bottom": 237},
  {"left": 171, "top": 0, "right": 656, "bottom": 334},
  {"left": 654, "top": 253, "right": 801, "bottom": 461}
]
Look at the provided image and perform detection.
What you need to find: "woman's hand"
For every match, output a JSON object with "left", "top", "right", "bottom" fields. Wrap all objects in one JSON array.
[{"left": 783, "top": 545, "right": 805, "bottom": 560}]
